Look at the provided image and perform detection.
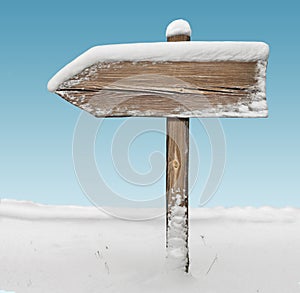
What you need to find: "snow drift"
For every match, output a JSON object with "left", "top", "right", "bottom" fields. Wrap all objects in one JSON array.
[{"left": 0, "top": 200, "right": 299, "bottom": 293}]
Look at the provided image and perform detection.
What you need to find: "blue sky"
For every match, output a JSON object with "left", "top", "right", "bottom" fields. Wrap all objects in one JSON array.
[{"left": 0, "top": 0, "right": 299, "bottom": 208}]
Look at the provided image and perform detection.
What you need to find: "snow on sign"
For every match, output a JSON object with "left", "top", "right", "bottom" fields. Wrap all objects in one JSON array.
[
  {"left": 48, "top": 19, "right": 269, "bottom": 273},
  {"left": 47, "top": 21, "right": 269, "bottom": 118}
]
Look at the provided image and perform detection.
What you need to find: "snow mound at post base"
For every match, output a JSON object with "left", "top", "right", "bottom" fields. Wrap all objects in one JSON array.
[{"left": 1, "top": 199, "right": 300, "bottom": 293}]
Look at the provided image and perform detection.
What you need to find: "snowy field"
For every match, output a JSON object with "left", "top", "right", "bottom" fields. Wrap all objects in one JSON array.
[{"left": 0, "top": 200, "right": 300, "bottom": 293}]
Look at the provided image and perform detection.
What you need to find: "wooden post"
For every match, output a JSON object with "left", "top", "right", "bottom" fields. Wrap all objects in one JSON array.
[{"left": 166, "top": 32, "right": 190, "bottom": 273}]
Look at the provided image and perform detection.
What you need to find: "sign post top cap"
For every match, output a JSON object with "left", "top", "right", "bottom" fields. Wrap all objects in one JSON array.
[{"left": 166, "top": 19, "right": 192, "bottom": 38}]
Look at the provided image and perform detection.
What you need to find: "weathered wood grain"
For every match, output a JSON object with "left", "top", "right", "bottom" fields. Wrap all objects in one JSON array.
[
  {"left": 166, "top": 118, "right": 189, "bottom": 272},
  {"left": 55, "top": 60, "right": 267, "bottom": 118},
  {"left": 167, "top": 35, "right": 190, "bottom": 42}
]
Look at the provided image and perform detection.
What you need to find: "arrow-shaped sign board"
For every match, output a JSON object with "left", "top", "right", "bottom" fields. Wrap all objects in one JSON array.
[
  {"left": 48, "top": 42, "right": 268, "bottom": 118},
  {"left": 48, "top": 19, "right": 269, "bottom": 273}
]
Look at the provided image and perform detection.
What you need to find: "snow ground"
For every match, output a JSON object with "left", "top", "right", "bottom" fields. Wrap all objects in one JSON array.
[{"left": 0, "top": 200, "right": 300, "bottom": 293}]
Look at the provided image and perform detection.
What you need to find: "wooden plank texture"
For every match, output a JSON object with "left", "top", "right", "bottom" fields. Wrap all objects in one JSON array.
[{"left": 55, "top": 60, "right": 267, "bottom": 118}]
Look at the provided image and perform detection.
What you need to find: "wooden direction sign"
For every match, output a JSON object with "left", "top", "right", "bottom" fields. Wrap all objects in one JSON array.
[
  {"left": 48, "top": 32, "right": 268, "bottom": 118},
  {"left": 48, "top": 19, "right": 269, "bottom": 273}
]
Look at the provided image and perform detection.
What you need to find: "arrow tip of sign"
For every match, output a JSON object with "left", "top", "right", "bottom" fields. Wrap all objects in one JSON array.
[{"left": 166, "top": 19, "right": 192, "bottom": 38}]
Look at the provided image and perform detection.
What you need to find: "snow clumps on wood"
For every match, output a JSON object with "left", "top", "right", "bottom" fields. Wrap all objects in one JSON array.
[{"left": 166, "top": 19, "right": 192, "bottom": 38}]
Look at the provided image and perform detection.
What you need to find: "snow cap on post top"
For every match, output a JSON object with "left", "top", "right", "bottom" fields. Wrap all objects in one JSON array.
[{"left": 166, "top": 19, "right": 191, "bottom": 41}]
